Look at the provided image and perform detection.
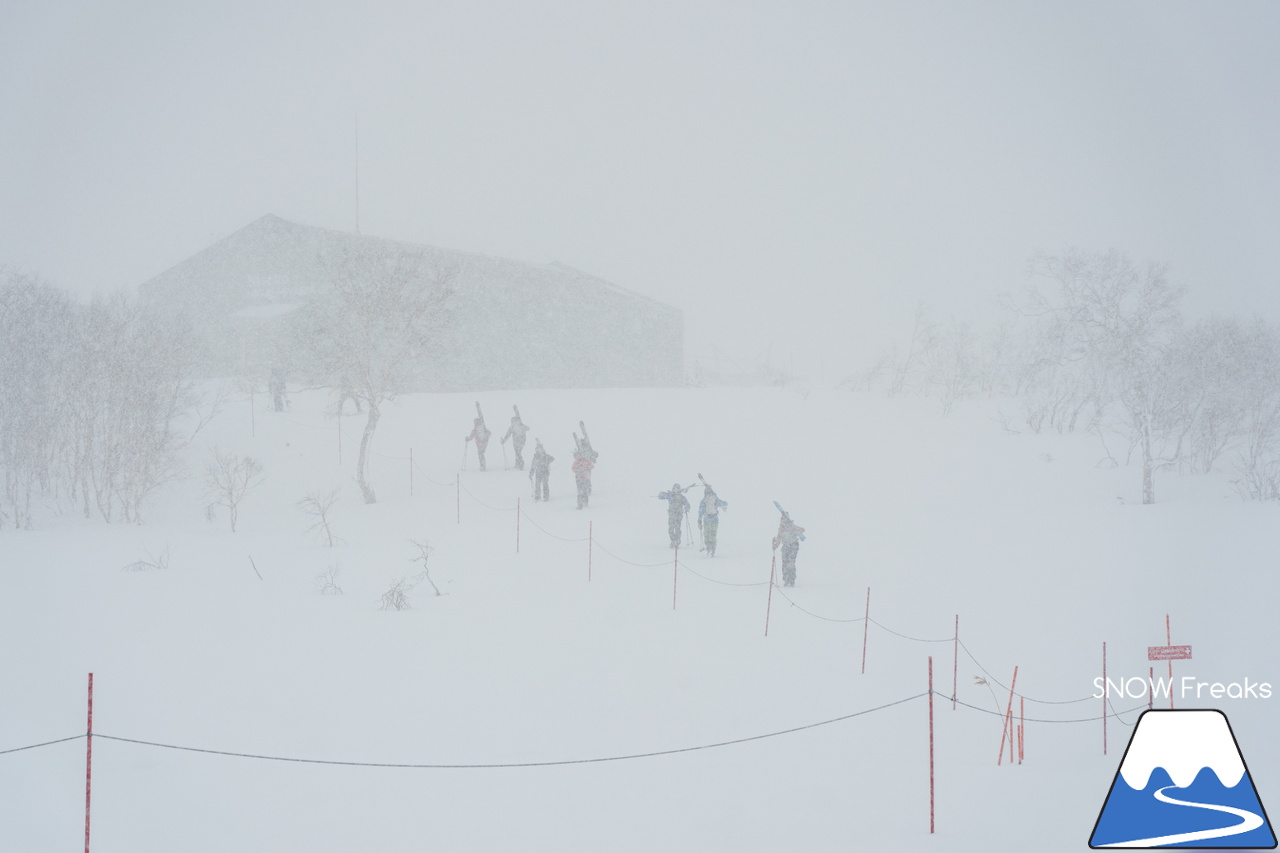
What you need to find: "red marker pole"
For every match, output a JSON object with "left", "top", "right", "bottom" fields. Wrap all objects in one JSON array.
[
  {"left": 928, "top": 656, "right": 935, "bottom": 835},
  {"left": 85, "top": 673, "right": 94, "bottom": 853},
  {"left": 1019, "top": 696, "right": 1025, "bottom": 764},
  {"left": 997, "top": 666, "right": 1018, "bottom": 766},
  {"left": 861, "top": 587, "right": 871, "bottom": 674},
  {"left": 765, "top": 552, "right": 776, "bottom": 637}
]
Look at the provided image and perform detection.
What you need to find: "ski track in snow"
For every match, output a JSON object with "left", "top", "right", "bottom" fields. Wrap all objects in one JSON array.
[{"left": 1099, "top": 785, "right": 1264, "bottom": 848}]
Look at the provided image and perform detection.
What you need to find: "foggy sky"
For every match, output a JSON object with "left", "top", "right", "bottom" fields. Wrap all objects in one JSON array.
[{"left": 2, "top": 1, "right": 1278, "bottom": 380}]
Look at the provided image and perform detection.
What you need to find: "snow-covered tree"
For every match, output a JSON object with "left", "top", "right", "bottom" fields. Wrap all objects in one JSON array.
[
  {"left": 0, "top": 272, "right": 194, "bottom": 526},
  {"left": 0, "top": 271, "right": 74, "bottom": 528},
  {"left": 294, "top": 243, "right": 454, "bottom": 503}
]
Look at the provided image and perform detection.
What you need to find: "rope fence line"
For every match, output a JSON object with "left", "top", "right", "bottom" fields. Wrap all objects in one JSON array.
[
  {"left": 278, "top": 414, "right": 335, "bottom": 432},
  {"left": 2, "top": 694, "right": 929, "bottom": 770},
  {"left": 771, "top": 585, "right": 867, "bottom": 623},
  {"left": 675, "top": 560, "right": 770, "bottom": 588},
  {"left": 0, "top": 691, "right": 1151, "bottom": 770},
  {"left": 412, "top": 461, "right": 455, "bottom": 488},
  {"left": 947, "top": 694, "right": 1148, "bottom": 725},
  {"left": 956, "top": 639, "right": 1096, "bottom": 706},
  {"left": 591, "top": 540, "right": 675, "bottom": 568},
  {"left": 458, "top": 481, "right": 517, "bottom": 513},
  {"left": 1106, "top": 697, "right": 1140, "bottom": 727},
  {"left": 517, "top": 509, "right": 590, "bottom": 543},
  {"left": 0, "top": 734, "right": 86, "bottom": 756},
  {"left": 868, "top": 617, "right": 954, "bottom": 644}
]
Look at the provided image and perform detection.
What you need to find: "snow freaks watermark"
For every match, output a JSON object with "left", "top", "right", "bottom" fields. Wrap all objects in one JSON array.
[
  {"left": 1088, "top": 710, "right": 1276, "bottom": 848},
  {"left": 1093, "top": 676, "right": 1273, "bottom": 702}
]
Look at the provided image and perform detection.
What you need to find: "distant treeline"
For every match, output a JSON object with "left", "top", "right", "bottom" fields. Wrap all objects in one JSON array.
[
  {"left": 0, "top": 270, "right": 196, "bottom": 527},
  {"left": 855, "top": 249, "right": 1280, "bottom": 504}
]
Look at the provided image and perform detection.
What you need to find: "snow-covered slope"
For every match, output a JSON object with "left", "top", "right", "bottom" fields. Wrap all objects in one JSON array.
[{"left": 2, "top": 385, "right": 1276, "bottom": 852}]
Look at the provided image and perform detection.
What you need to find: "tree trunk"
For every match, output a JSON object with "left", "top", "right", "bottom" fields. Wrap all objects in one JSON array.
[
  {"left": 357, "top": 401, "right": 380, "bottom": 504},
  {"left": 1141, "top": 420, "right": 1155, "bottom": 505}
]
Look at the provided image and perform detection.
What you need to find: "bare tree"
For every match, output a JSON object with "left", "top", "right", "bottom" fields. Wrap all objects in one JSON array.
[
  {"left": 298, "top": 488, "right": 341, "bottom": 546},
  {"left": 204, "top": 449, "right": 264, "bottom": 532},
  {"left": 408, "top": 539, "right": 443, "bottom": 596},
  {"left": 1013, "top": 250, "right": 1186, "bottom": 501},
  {"left": 295, "top": 243, "right": 454, "bottom": 503},
  {"left": 1231, "top": 320, "right": 1280, "bottom": 498}
]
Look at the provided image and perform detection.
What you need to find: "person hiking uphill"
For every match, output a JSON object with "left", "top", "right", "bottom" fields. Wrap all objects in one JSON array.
[
  {"left": 697, "top": 483, "right": 729, "bottom": 557},
  {"left": 465, "top": 416, "right": 492, "bottom": 471},
  {"left": 529, "top": 440, "right": 554, "bottom": 501},
  {"left": 571, "top": 448, "right": 595, "bottom": 509},
  {"left": 269, "top": 367, "right": 288, "bottom": 412},
  {"left": 657, "top": 483, "right": 693, "bottom": 549},
  {"left": 772, "top": 510, "right": 806, "bottom": 587},
  {"left": 502, "top": 406, "right": 529, "bottom": 470}
]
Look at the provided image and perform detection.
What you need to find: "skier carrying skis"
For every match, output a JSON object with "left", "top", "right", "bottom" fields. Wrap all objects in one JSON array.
[
  {"left": 269, "top": 367, "right": 287, "bottom": 412},
  {"left": 501, "top": 406, "right": 530, "bottom": 470},
  {"left": 465, "top": 416, "right": 492, "bottom": 471},
  {"left": 697, "top": 483, "right": 729, "bottom": 557},
  {"left": 772, "top": 510, "right": 806, "bottom": 587},
  {"left": 571, "top": 448, "right": 595, "bottom": 509},
  {"left": 529, "top": 439, "right": 554, "bottom": 501},
  {"left": 657, "top": 483, "right": 692, "bottom": 549}
]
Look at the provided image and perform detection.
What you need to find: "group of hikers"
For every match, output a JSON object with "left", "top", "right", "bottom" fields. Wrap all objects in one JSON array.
[
  {"left": 464, "top": 403, "right": 598, "bottom": 510},
  {"left": 324, "top": 385, "right": 808, "bottom": 585},
  {"left": 656, "top": 483, "right": 805, "bottom": 586},
  {"left": 465, "top": 402, "right": 807, "bottom": 587}
]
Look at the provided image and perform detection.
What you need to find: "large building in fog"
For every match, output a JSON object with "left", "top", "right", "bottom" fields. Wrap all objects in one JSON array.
[{"left": 138, "top": 214, "right": 683, "bottom": 390}]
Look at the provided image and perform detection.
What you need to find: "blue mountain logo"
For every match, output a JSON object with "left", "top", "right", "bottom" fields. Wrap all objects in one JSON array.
[{"left": 1090, "top": 709, "right": 1276, "bottom": 848}]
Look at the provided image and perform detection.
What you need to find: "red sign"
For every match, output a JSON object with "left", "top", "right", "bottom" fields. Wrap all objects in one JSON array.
[{"left": 1148, "top": 645, "right": 1192, "bottom": 661}]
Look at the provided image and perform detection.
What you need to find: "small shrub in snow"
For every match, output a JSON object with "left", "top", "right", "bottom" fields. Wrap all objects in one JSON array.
[
  {"left": 314, "top": 563, "right": 343, "bottom": 595},
  {"left": 121, "top": 546, "right": 170, "bottom": 572},
  {"left": 204, "top": 449, "right": 264, "bottom": 533},
  {"left": 379, "top": 575, "right": 420, "bottom": 611}
]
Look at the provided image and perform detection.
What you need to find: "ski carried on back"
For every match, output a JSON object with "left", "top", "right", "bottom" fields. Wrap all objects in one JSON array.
[
  {"left": 773, "top": 501, "right": 805, "bottom": 540},
  {"left": 577, "top": 420, "right": 598, "bottom": 461}
]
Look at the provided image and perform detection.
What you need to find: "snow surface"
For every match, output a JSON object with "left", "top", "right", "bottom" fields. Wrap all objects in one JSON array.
[
  {"left": 1118, "top": 711, "right": 1246, "bottom": 789},
  {"left": 2, "top": 385, "right": 1278, "bottom": 852}
]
